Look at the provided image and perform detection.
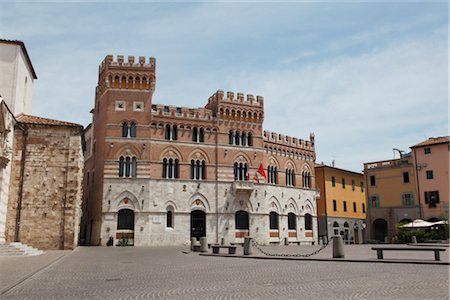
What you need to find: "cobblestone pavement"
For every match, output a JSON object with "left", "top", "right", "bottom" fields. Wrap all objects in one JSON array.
[{"left": 1, "top": 246, "right": 449, "bottom": 299}]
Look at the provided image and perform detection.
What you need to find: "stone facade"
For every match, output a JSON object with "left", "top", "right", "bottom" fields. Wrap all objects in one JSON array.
[
  {"left": 5, "top": 115, "right": 84, "bottom": 250},
  {"left": 82, "top": 55, "right": 318, "bottom": 247}
]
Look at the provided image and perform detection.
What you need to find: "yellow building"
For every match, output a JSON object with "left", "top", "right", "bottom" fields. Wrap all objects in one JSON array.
[
  {"left": 363, "top": 155, "right": 419, "bottom": 242},
  {"left": 315, "top": 165, "right": 366, "bottom": 244}
]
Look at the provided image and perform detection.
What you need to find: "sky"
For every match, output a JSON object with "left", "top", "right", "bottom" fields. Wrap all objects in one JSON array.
[{"left": 1, "top": 1, "right": 448, "bottom": 172}]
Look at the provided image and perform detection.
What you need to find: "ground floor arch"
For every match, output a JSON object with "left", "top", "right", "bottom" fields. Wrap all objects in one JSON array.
[
  {"left": 373, "top": 218, "right": 388, "bottom": 242},
  {"left": 191, "top": 210, "right": 206, "bottom": 240}
]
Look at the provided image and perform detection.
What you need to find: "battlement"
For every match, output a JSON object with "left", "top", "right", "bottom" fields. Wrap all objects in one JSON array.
[
  {"left": 207, "top": 90, "right": 264, "bottom": 108},
  {"left": 151, "top": 104, "right": 213, "bottom": 121},
  {"left": 263, "top": 130, "right": 315, "bottom": 149},
  {"left": 99, "top": 55, "right": 155, "bottom": 72}
]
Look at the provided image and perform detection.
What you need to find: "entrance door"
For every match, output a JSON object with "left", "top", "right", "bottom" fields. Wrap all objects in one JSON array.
[{"left": 191, "top": 210, "right": 206, "bottom": 240}]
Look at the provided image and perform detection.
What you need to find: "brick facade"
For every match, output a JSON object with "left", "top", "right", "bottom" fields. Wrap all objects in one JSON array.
[{"left": 82, "top": 55, "right": 318, "bottom": 246}]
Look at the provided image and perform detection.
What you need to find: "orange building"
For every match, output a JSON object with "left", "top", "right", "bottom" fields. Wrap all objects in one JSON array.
[
  {"left": 411, "top": 136, "right": 449, "bottom": 221},
  {"left": 315, "top": 165, "right": 366, "bottom": 244},
  {"left": 363, "top": 154, "right": 420, "bottom": 242}
]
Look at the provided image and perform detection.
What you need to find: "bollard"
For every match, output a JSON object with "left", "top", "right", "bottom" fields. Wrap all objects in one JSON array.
[
  {"left": 191, "top": 238, "right": 196, "bottom": 251},
  {"left": 411, "top": 236, "right": 417, "bottom": 244},
  {"left": 284, "top": 237, "right": 289, "bottom": 246},
  {"left": 220, "top": 238, "right": 225, "bottom": 245},
  {"left": 244, "top": 237, "right": 253, "bottom": 255},
  {"left": 200, "top": 237, "right": 208, "bottom": 252},
  {"left": 332, "top": 236, "right": 345, "bottom": 258}
]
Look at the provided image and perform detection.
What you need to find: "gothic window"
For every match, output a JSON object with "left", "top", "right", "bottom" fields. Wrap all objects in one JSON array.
[
  {"left": 190, "top": 160, "right": 195, "bottom": 179},
  {"left": 234, "top": 162, "right": 248, "bottom": 181},
  {"left": 165, "top": 125, "right": 170, "bottom": 140},
  {"left": 172, "top": 125, "right": 177, "bottom": 140},
  {"left": 131, "top": 157, "right": 137, "bottom": 177},
  {"left": 130, "top": 122, "right": 136, "bottom": 138},
  {"left": 304, "top": 213, "right": 312, "bottom": 230},
  {"left": 288, "top": 213, "right": 296, "bottom": 230},
  {"left": 122, "top": 122, "right": 128, "bottom": 137},
  {"left": 199, "top": 128, "right": 204, "bottom": 143},
  {"left": 166, "top": 206, "right": 174, "bottom": 228},
  {"left": 235, "top": 211, "right": 249, "bottom": 230},
  {"left": 229, "top": 131, "right": 234, "bottom": 145},
  {"left": 235, "top": 132, "right": 240, "bottom": 146},
  {"left": 248, "top": 132, "right": 253, "bottom": 146},
  {"left": 163, "top": 158, "right": 179, "bottom": 179},
  {"left": 165, "top": 125, "right": 178, "bottom": 140},
  {"left": 241, "top": 132, "right": 247, "bottom": 146},
  {"left": 192, "top": 127, "right": 198, "bottom": 142},
  {"left": 269, "top": 212, "right": 279, "bottom": 230},
  {"left": 302, "top": 171, "right": 311, "bottom": 188},
  {"left": 267, "top": 166, "right": 278, "bottom": 184},
  {"left": 234, "top": 162, "right": 238, "bottom": 179},
  {"left": 119, "top": 156, "right": 124, "bottom": 177},
  {"left": 201, "top": 160, "right": 206, "bottom": 179}
]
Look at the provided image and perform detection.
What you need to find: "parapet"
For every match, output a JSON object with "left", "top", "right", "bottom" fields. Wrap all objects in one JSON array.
[
  {"left": 99, "top": 55, "right": 156, "bottom": 73},
  {"left": 263, "top": 130, "right": 315, "bottom": 150},
  {"left": 151, "top": 104, "right": 213, "bottom": 121},
  {"left": 207, "top": 90, "right": 264, "bottom": 108}
]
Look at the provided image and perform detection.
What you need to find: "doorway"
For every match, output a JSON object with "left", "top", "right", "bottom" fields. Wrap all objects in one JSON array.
[{"left": 191, "top": 210, "right": 206, "bottom": 240}]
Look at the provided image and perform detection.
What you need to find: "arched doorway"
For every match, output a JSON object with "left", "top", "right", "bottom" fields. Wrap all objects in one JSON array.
[
  {"left": 191, "top": 210, "right": 206, "bottom": 240},
  {"left": 117, "top": 209, "right": 135, "bottom": 245},
  {"left": 235, "top": 210, "right": 249, "bottom": 239},
  {"left": 373, "top": 218, "right": 388, "bottom": 242}
]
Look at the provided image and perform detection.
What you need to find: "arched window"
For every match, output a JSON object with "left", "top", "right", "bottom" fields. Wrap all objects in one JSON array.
[
  {"left": 333, "top": 221, "right": 339, "bottom": 227},
  {"left": 117, "top": 209, "right": 134, "bottom": 230},
  {"left": 343, "top": 222, "right": 349, "bottom": 228},
  {"left": 192, "top": 127, "right": 198, "bottom": 142},
  {"left": 269, "top": 212, "right": 279, "bottom": 229},
  {"left": 248, "top": 132, "right": 252, "bottom": 146},
  {"left": 190, "top": 160, "right": 195, "bottom": 179},
  {"left": 235, "top": 211, "right": 249, "bottom": 230},
  {"left": 130, "top": 122, "right": 136, "bottom": 138},
  {"left": 174, "top": 159, "right": 179, "bottom": 178},
  {"left": 125, "top": 157, "right": 131, "bottom": 177},
  {"left": 195, "top": 160, "right": 200, "bottom": 180},
  {"left": 292, "top": 171, "right": 295, "bottom": 186},
  {"left": 119, "top": 156, "right": 124, "bottom": 177},
  {"left": 305, "top": 213, "right": 312, "bottom": 230},
  {"left": 131, "top": 157, "right": 137, "bottom": 177},
  {"left": 165, "top": 125, "right": 171, "bottom": 140},
  {"left": 166, "top": 207, "right": 174, "bottom": 228},
  {"left": 241, "top": 132, "right": 247, "bottom": 146},
  {"left": 199, "top": 128, "right": 204, "bottom": 143},
  {"left": 233, "top": 162, "right": 238, "bottom": 180},
  {"left": 235, "top": 132, "right": 240, "bottom": 145},
  {"left": 122, "top": 122, "right": 128, "bottom": 137},
  {"left": 162, "top": 158, "right": 168, "bottom": 178},
  {"left": 172, "top": 125, "right": 177, "bottom": 140},
  {"left": 229, "top": 131, "right": 234, "bottom": 145},
  {"left": 235, "top": 162, "right": 247, "bottom": 181},
  {"left": 288, "top": 213, "right": 296, "bottom": 230},
  {"left": 201, "top": 160, "right": 206, "bottom": 179}
]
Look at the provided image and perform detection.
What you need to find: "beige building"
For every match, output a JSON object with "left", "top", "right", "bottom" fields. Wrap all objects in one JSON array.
[
  {"left": 315, "top": 165, "right": 366, "bottom": 244},
  {"left": 363, "top": 154, "right": 420, "bottom": 242},
  {"left": 411, "top": 136, "right": 449, "bottom": 221}
]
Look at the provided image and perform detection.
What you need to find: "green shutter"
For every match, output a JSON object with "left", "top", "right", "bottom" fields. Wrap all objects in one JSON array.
[
  {"left": 401, "top": 194, "right": 406, "bottom": 206},
  {"left": 411, "top": 194, "right": 414, "bottom": 206},
  {"left": 376, "top": 196, "right": 380, "bottom": 208},
  {"left": 368, "top": 196, "right": 371, "bottom": 208}
]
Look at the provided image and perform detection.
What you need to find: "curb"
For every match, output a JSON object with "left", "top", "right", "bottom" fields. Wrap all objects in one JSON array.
[{"left": 199, "top": 253, "right": 450, "bottom": 266}]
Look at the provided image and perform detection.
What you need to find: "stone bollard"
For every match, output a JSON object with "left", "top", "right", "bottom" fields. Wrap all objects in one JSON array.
[
  {"left": 200, "top": 237, "right": 208, "bottom": 252},
  {"left": 411, "top": 236, "right": 417, "bottom": 244},
  {"left": 332, "top": 236, "right": 345, "bottom": 258},
  {"left": 284, "top": 237, "right": 289, "bottom": 246},
  {"left": 191, "top": 238, "right": 196, "bottom": 251},
  {"left": 244, "top": 237, "right": 253, "bottom": 255}
]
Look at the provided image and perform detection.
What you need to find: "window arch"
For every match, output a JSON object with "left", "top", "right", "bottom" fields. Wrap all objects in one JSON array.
[
  {"left": 286, "top": 168, "right": 295, "bottom": 186},
  {"left": 304, "top": 213, "right": 313, "bottom": 230},
  {"left": 302, "top": 171, "right": 311, "bottom": 188},
  {"left": 130, "top": 122, "right": 136, "bottom": 138},
  {"left": 235, "top": 210, "right": 249, "bottom": 230},
  {"left": 269, "top": 212, "right": 279, "bottom": 229},
  {"left": 235, "top": 131, "right": 240, "bottom": 145},
  {"left": 267, "top": 165, "right": 278, "bottom": 184},
  {"left": 333, "top": 221, "right": 339, "bottom": 227},
  {"left": 229, "top": 131, "right": 234, "bottom": 145},
  {"left": 122, "top": 122, "right": 128, "bottom": 137},
  {"left": 247, "top": 132, "right": 253, "bottom": 146},
  {"left": 166, "top": 206, "right": 174, "bottom": 228},
  {"left": 233, "top": 162, "right": 248, "bottom": 181},
  {"left": 241, "top": 132, "right": 247, "bottom": 146},
  {"left": 192, "top": 127, "right": 198, "bottom": 142},
  {"left": 165, "top": 124, "right": 178, "bottom": 140}
]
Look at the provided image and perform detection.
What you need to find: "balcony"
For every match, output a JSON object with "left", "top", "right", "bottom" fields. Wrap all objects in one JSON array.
[{"left": 232, "top": 181, "right": 255, "bottom": 195}]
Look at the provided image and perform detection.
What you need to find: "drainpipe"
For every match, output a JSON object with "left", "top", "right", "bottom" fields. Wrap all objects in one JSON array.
[
  {"left": 215, "top": 125, "right": 219, "bottom": 244},
  {"left": 413, "top": 148, "right": 422, "bottom": 219},
  {"left": 14, "top": 124, "right": 28, "bottom": 242}
]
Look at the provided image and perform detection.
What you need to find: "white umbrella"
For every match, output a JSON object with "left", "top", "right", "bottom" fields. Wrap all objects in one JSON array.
[
  {"left": 431, "top": 220, "right": 448, "bottom": 226},
  {"left": 400, "top": 219, "right": 434, "bottom": 228}
]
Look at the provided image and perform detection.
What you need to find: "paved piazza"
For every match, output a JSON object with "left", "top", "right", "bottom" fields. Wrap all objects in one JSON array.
[{"left": 1, "top": 246, "right": 449, "bottom": 299}]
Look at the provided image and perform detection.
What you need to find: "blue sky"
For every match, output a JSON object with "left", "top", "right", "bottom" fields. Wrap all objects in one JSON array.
[{"left": 1, "top": 1, "right": 448, "bottom": 172}]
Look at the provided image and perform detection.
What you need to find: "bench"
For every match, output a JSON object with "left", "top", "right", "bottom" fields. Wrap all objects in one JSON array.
[
  {"left": 371, "top": 247, "right": 446, "bottom": 261},
  {"left": 211, "top": 245, "right": 237, "bottom": 255}
]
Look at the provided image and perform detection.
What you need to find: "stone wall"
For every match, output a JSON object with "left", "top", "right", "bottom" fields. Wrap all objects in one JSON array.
[{"left": 5, "top": 124, "right": 83, "bottom": 249}]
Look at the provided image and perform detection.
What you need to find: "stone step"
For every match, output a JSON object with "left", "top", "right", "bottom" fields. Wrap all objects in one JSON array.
[{"left": 0, "top": 243, "right": 43, "bottom": 256}]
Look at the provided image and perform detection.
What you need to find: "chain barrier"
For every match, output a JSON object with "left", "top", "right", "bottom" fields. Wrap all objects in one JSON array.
[{"left": 251, "top": 237, "right": 333, "bottom": 258}]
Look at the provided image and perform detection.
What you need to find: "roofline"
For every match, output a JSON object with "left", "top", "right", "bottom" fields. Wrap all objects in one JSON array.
[
  {"left": 0, "top": 39, "right": 38, "bottom": 79},
  {"left": 410, "top": 140, "right": 450, "bottom": 148},
  {"left": 314, "top": 164, "right": 363, "bottom": 176}
]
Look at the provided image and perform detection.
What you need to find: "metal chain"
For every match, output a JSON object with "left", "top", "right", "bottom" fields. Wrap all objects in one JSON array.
[{"left": 251, "top": 237, "right": 332, "bottom": 258}]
